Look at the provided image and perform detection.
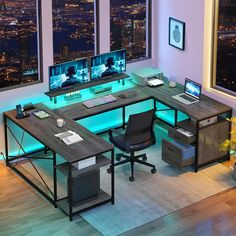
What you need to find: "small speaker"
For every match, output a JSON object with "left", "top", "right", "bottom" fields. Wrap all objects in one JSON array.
[{"left": 69, "top": 169, "right": 100, "bottom": 205}]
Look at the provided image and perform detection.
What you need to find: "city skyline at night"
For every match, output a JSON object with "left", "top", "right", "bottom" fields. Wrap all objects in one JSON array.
[
  {"left": 52, "top": 0, "right": 95, "bottom": 64},
  {"left": 110, "top": 0, "right": 147, "bottom": 61},
  {"left": 0, "top": 0, "right": 148, "bottom": 90},
  {"left": 0, "top": 0, "right": 39, "bottom": 90},
  {"left": 216, "top": 0, "right": 236, "bottom": 93}
]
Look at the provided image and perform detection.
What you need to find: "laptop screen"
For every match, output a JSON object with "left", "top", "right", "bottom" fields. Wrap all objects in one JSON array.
[{"left": 184, "top": 78, "right": 201, "bottom": 99}]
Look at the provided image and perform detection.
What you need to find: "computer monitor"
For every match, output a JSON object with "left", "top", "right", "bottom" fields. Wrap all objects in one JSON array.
[
  {"left": 90, "top": 49, "right": 126, "bottom": 80},
  {"left": 49, "top": 58, "right": 89, "bottom": 91},
  {"left": 184, "top": 78, "right": 202, "bottom": 99}
]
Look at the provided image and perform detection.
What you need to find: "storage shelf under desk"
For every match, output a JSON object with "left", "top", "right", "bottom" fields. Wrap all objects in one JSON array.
[
  {"left": 57, "top": 190, "right": 111, "bottom": 215},
  {"left": 56, "top": 154, "right": 110, "bottom": 177}
]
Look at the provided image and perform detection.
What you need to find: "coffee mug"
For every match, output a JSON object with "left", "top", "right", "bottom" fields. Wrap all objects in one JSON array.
[{"left": 57, "top": 118, "right": 65, "bottom": 128}]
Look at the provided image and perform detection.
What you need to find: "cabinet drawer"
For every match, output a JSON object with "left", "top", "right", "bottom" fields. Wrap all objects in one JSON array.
[
  {"left": 162, "top": 139, "right": 195, "bottom": 168},
  {"left": 168, "top": 127, "right": 196, "bottom": 144}
]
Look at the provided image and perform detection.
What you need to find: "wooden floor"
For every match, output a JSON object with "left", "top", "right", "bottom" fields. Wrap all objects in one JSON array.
[
  {"left": 122, "top": 187, "right": 236, "bottom": 236},
  {"left": 1, "top": 159, "right": 236, "bottom": 236},
  {"left": 0, "top": 162, "right": 101, "bottom": 236}
]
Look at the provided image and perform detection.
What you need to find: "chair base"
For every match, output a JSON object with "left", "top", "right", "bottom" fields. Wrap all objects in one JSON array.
[{"left": 108, "top": 152, "right": 156, "bottom": 181}]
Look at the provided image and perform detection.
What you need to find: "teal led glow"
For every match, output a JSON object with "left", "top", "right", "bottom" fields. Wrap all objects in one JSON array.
[
  {"left": 8, "top": 143, "right": 44, "bottom": 157},
  {"left": 6, "top": 119, "right": 45, "bottom": 158},
  {"left": 156, "top": 102, "right": 175, "bottom": 125},
  {"left": 155, "top": 102, "right": 189, "bottom": 125},
  {"left": 44, "top": 78, "right": 135, "bottom": 109},
  {"left": 78, "top": 100, "right": 154, "bottom": 133},
  {"left": 125, "top": 99, "right": 153, "bottom": 122},
  {"left": 78, "top": 109, "right": 123, "bottom": 133},
  {"left": 177, "top": 111, "right": 189, "bottom": 122}
]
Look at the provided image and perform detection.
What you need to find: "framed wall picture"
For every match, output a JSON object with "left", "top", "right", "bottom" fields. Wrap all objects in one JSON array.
[{"left": 169, "top": 17, "right": 185, "bottom": 50}]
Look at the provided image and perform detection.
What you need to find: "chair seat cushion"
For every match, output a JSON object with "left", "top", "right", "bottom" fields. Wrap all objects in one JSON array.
[{"left": 113, "top": 134, "right": 154, "bottom": 153}]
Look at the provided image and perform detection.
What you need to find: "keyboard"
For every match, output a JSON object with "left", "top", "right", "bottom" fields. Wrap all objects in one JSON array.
[
  {"left": 83, "top": 95, "right": 117, "bottom": 108},
  {"left": 179, "top": 94, "right": 197, "bottom": 102}
]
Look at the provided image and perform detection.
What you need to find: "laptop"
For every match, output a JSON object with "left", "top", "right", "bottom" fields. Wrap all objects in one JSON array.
[{"left": 172, "top": 78, "right": 202, "bottom": 105}]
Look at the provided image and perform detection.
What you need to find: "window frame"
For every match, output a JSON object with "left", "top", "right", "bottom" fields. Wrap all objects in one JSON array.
[
  {"left": 211, "top": 0, "right": 236, "bottom": 96},
  {"left": 0, "top": 0, "right": 43, "bottom": 93},
  {"left": 110, "top": 0, "right": 152, "bottom": 63}
]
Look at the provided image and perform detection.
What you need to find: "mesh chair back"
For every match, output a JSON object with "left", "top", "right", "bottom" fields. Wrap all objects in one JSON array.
[{"left": 125, "top": 109, "right": 156, "bottom": 147}]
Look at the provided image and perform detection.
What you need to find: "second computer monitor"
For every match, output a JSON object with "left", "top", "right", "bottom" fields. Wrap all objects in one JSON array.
[
  {"left": 49, "top": 58, "right": 89, "bottom": 91},
  {"left": 90, "top": 49, "right": 126, "bottom": 80}
]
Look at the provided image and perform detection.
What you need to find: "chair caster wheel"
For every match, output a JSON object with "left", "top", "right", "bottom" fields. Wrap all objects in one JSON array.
[
  {"left": 142, "top": 156, "right": 147, "bottom": 161},
  {"left": 107, "top": 168, "right": 111, "bottom": 174},
  {"left": 129, "top": 176, "right": 135, "bottom": 182},
  {"left": 116, "top": 154, "right": 122, "bottom": 161},
  {"left": 151, "top": 168, "right": 156, "bottom": 174}
]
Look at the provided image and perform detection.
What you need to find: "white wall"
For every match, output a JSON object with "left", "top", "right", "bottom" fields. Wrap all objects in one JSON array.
[
  {"left": 0, "top": 0, "right": 156, "bottom": 155},
  {"left": 155, "top": 0, "right": 236, "bottom": 113}
]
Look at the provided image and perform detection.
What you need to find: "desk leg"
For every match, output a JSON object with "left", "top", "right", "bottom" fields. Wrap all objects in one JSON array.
[
  {"left": 68, "top": 163, "right": 73, "bottom": 221},
  {"left": 53, "top": 151, "right": 57, "bottom": 207},
  {"left": 174, "top": 109, "right": 177, "bottom": 127},
  {"left": 111, "top": 149, "right": 115, "bottom": 204},
  {"left": 194, "top": 121, "right": 199, "bottom": 172},
  {"left": 122, "top": 107, "right": 126, "bottom": 129},
  {"left": 3, "top": 115, "right": 9, "bottom": 166}
]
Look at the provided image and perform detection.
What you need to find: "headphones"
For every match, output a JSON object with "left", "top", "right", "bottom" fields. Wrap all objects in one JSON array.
[
  {"left": 105, "top": 57, "right": 115, "bottom": 67},
  {"left": 66, "top": 66, "right": 76, "bottom": 77}
]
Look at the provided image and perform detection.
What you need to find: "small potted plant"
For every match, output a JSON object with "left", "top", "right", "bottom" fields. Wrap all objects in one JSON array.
[
  {"left": 219, "top": 117, "right": 236, "bottom": 179},
  {"left": 219, "top": 117, "right": 236, "bottom": 155}
]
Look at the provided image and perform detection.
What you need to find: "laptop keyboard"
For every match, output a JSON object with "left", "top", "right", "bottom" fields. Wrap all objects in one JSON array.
[{"left": 179, "top": 94, "right": 196, "bottom": 102}]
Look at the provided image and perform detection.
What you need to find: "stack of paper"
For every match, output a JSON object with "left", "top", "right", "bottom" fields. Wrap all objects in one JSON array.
[
  {"left": 147, "top": 78, "right": 164, "bottom": 87},
  {"left": 55, "top": 130, "right": 83, "bottom": 145}
]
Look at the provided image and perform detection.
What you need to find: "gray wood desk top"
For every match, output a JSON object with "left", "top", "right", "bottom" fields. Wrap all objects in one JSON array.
[
  {"left": 4, "top": 104, "right": 113, "bottom": 164},
  {"left": 141, "top": 82, "right": 232, "bottom": 121},
  {"left": 4, "top": 80, "right": 231, "bottom": 163},
  {"left": 56, "top": 81, "right": 232, "bottom": 122}
]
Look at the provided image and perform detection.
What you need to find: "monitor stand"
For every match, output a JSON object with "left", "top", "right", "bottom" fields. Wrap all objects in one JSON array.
[{"left": 90, "top": 85, "right": 112, "bottom": 94}]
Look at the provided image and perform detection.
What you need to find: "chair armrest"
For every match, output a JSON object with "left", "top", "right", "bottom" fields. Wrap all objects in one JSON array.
[{"left": 108, "top": 128, "right": 123, "bottom": 143}]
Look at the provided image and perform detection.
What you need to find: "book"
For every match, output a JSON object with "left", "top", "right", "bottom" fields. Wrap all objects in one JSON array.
[
  {"left": 33, "top": 110, "right": 51, "bottom": 119},
  {"left": 55, "top": 130, "right": 83, "bottom": 145}
]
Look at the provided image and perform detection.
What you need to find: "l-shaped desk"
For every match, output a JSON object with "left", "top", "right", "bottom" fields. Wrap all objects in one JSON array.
[{"left": 3, "top": 77, "right": 232, "bottom": 220}]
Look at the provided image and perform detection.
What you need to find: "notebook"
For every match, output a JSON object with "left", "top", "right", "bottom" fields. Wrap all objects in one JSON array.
[{"left": 172, "top": 78, "right": 201, "bottom": 105}]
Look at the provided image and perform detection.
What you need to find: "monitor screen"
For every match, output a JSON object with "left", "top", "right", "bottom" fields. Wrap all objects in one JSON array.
[
  {"left": 49, "top": 58, "right": 89, "bottom": 91},
  {"left": 184, "top": 78, "right": 202, "bottom": 99},
  {"left": 90, "top": 49, "right": 126, "bottom": 80}
]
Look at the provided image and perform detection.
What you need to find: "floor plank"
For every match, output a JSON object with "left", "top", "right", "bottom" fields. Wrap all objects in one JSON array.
[
  {"left": 0, "top": 162, "right": 101, "bottom": 236},
  {"left": 121, "top": 187, "right": 236, "bottom": 236}
]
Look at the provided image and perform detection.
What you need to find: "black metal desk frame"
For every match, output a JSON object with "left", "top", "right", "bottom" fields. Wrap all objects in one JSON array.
[{"left": 3, "top": 113, "right": 115, "bottom": 221}]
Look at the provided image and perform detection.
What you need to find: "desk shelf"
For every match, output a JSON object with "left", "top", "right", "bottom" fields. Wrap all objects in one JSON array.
[
  {"left": 56, "top": 153, "right": 113, "bottom": 221},
  {"left": 57, "top": 190, "right": 111, "bottom": 215},
  {"left": 56, "top": 154, "right": 110, "bottom": 177},
  {"left": 45, "top": 73, "right": 129, "bottom": 104}
]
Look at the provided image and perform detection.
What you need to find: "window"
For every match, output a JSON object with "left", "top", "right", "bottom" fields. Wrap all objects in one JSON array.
[
  {"left": 110, "top": 0, "right": 151, "bottom": 62},
  {"left": 52, "top": 0, "right": 96, "bottom": 64},
  {"left": 212, "top": 0, "right": 236, "bottom": 95},
  {"left": 0, "top": 0, "right": 41, "bottom": 91}
]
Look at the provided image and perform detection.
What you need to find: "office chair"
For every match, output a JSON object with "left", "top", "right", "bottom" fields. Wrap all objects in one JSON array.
[{"left": 108, "top": 109, "right": 156, "bottom": 181}]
